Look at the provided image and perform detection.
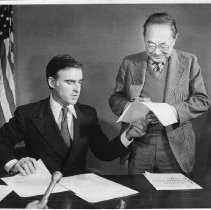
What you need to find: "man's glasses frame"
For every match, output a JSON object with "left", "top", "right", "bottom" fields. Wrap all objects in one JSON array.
[{"left": 145, "top": 39, "right": 175, "bottom": 53}]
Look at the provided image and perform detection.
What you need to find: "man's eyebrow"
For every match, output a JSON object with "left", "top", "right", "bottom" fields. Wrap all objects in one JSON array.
[
  {"left": 65, "top": 79, "right": 76, "bottom": 82},
  {"left": 146, "top": 41, "right": 156, "bottom": 44},
  {"left": 64, "top": 79, "right": 83, "bottom": 82},
  {"left": 147, "top": 40, "right": 168, "bottom": 45}
]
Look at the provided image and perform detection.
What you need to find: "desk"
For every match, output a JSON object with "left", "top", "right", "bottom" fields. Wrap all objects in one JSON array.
[{"left": 1, "top": 173, "right": 211, "bottom": 208}]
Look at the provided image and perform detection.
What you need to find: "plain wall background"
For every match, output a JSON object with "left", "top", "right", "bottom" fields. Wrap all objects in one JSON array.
[{"left": 14, "top": 4, "right": 211, "bottom": 174}]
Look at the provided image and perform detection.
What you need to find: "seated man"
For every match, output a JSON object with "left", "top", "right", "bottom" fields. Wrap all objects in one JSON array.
[{"left": 0, "top": 54, "right": 145, "bottom": 176}]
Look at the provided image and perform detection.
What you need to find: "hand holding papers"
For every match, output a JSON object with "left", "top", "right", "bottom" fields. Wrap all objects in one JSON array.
[
  {"left": 144, "top": 172, "right": 202, "bottom": 190},
  {"left": 25, "top": 200, "right": 48, "bottom": 209},
  {"left": 1, "top": 159, "right": 67, "bottom": 197},
  {"left": 10, "top": 157, "right": 37, "bottom": 176},
  {"left": 117, "top": 102, "right": 178, "bottom": 126},
  {"left": 59, "top": 173, "right": 138, "bottom": 203}
]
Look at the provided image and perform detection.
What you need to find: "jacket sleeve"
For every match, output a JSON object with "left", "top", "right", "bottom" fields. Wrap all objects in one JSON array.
[
  {"left": 174, "top": 55, "right": 210, "bottom": 124},
  {"left": 0, "top": 107, "right": 26, "bottom": 169},
  {"left": 109, "top": 58, "right": 131, "bottom": 116},
  {"left": 89, "top": 108, "right": 128, "bottom": 161}
]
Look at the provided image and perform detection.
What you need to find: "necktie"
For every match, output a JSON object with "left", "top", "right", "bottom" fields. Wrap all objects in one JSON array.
[
  {"left": 149, "top": 60, "right": 165, "bottom": 79},
  {"left": 61, "top": 106, "right": 72, "bottom": 148}
]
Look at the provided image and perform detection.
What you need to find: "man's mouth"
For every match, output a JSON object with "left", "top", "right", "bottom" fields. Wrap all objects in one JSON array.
[{"left": 71, "top": 95, "right": 79, "bottom": 98}]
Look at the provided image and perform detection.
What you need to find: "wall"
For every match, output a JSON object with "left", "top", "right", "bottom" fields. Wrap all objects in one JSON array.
[{"left": 14, "top": 4, "right": 211, "bottom": 174}]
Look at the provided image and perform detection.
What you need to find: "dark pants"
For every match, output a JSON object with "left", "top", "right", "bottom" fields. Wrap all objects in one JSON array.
[{"left": 128, "top": 129, "right": 182, "bottom": 175}]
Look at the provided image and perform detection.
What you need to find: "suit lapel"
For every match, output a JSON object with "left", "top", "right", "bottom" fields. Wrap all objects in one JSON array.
[
  {"left": 164, "top": 50, "right": 186, "bottom": 103},
  {"left": 72, "top": 105, "right": 81, "bottom": 144},
  {"left": 32, "top": 98, "right": 69, "bottom": 159},
  {"left": 130, "top": 52, "right": 148, "bottom": 85},
  {"left": 128, "top": 52, "right": 148, "bottom": 97}
]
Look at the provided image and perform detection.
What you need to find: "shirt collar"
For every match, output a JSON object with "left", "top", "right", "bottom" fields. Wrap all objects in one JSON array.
[{"left": 50, "top": 94, "right": 77, "bottom": 121}]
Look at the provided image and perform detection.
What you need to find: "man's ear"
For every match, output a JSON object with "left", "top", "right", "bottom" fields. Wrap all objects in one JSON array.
[
  {"left": 171, "top": 33, "right": 179, "bottom": 48},
  {"left": 174, "top": 33, "right": 179, "bottom": 43},
  {"left": 48, "top": 77, "right": 55, "bottom": 89}
]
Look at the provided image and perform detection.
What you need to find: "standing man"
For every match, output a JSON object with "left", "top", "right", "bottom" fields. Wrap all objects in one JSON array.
[
  {"left": 109, "top": 12, "right": 210, "bottom": 174},
  {"left": 0, "top": 54, "right": 144, "bottom": 176}
]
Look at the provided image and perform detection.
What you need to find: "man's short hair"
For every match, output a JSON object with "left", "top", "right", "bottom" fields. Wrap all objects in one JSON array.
[
  {"left": 46, "top": 54, "right": 83, "bottom": 81},
  {"left": 143, "top": 12, "right": 178, "bottom": 38}
]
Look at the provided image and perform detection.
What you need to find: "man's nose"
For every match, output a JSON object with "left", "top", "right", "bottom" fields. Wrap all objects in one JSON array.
[
  {"left": 73, "top": 83, "right": 80, "bottom": 92},
  {"left": 153, "top": 46, "right": 162, "bottom": 54}
]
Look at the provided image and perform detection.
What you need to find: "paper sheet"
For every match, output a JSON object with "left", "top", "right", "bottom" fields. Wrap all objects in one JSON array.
[
  {"left": 0, "top": 185, "right": 13, "bottom": 201},
  {"left": 144, "top": 172, "right": 202, "bottom": 190},
  {"left": 1, "top": 159, "right": 67, "bottom": 197},
  {"left": 117, "top": 102, "right": 178, "bottom": 126},
  {"left": 59, "top": 173, "right": 138, "bottom": 203},
  {"left": 117, "top": 102, "right": 149, "bottom": 123}
]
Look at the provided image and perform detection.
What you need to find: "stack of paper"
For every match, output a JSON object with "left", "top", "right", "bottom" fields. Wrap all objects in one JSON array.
[
  {"left": 59, "top": 173, "right": 139, "bottom": 203},
  {"left": 144, "top": 172, "right": 202, "bottom": 190},
  {"left": 117, "top": 102, "right": 178, "bottom": 126},
  {"left": 1, "top": 160, "right": 139, "bottom": 202},
  {"left": 0, "top": 185, "right": 13, "bottom": 201},
  {"left": 1, "top": 159, "right": 67, "bottom": 197}
]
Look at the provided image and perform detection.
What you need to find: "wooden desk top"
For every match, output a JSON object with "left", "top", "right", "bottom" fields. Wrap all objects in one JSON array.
[{"left": 1, "top": 173, "right": 211, "bottom": 208}]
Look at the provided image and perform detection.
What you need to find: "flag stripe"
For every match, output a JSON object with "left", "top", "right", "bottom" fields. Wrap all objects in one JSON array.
[
  {"left": 0, "top": 40, "right": 15, "bottom": 113},
  {"left": 0, "top": 5, "right": 16, "bottom": 126},
  {"left": 0, "top": 68, "right": 13, "bottom": 122},
  {"left": 0, "top": 104, "right": 6, "bottom": 128},
  {"left": 8, "top": 48, "right": 15, "bottom": 74},
  {"left": 4, "top": 37, "right": 16, "bottom": 104},
  {"left": 8, "top": 33, "right": 15, "bottom": 75}
]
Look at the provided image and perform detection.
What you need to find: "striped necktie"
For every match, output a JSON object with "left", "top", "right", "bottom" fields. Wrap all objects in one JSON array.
[{"left": 61, "top": 106, "right": 72, "bottom": 148}]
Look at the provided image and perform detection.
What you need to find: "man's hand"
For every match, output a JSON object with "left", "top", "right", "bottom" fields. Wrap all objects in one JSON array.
[
  {"left": 126, "top": 118, "right": 149, "bottom": 140},
  {"left": 147, "top": 111, "right": 160, "bottom": 124},
  {"left": 10, "top": 157, "right": 37, "bottom": 176},
  {"left": 25, "top": 200, "right": 48, "bottom": 209},
  {"left": 132, "top": 97, "right": 151, "bottom": 102}
]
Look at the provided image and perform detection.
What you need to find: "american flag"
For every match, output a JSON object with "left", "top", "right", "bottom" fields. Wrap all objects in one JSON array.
[{"left": 0, "top": 5, "right": 16, "bottom": 127}]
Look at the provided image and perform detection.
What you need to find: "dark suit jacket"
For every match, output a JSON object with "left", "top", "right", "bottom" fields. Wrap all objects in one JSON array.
[
  {"left": 0, "top": 98, "right": 127, "bottom": 176},
  {"left": 109, "top": 49, "right": 210, "bottom": 173}
]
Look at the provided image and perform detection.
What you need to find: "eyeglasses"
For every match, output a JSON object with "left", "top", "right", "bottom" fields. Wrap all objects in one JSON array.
[{"left": 145, "top": 40, "right": 175, "bottom": 52}]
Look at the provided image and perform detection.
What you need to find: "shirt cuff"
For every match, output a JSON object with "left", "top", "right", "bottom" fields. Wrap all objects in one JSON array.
[
  {"left": 120, "top": 130, "right": 133, "bottom": 148},
  {"left": 4, "top": 159, "right": 18, "bottom": 173}
]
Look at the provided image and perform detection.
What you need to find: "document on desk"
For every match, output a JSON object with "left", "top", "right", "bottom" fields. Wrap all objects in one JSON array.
[
  {"left": 0, "top": 185, "right": 13, "bottom": 201},
  {"left": 1, "top": 159, "right": 67, "bottom": 197},
  {"left": 59, "top": 173, "right": 139, "bottom": 203},
  {"left": 117, "top": 102, "right": 178, "bottom": 126},
  {"left": 144, "top": 172, "right": 202, "bottom": 190}
]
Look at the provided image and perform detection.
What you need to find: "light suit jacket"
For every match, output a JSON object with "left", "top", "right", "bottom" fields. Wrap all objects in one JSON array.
[{"left": 109, "top": 49, "right": 210, "bottom": 173}]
